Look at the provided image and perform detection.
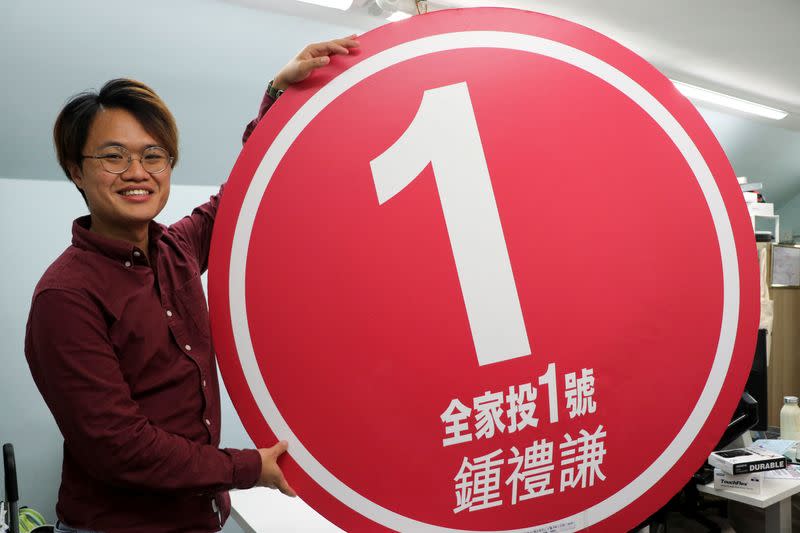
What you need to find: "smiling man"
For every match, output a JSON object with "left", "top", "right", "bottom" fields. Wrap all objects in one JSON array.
[{"left": 24, "top": 37, "right": 359, "bottom": 533}]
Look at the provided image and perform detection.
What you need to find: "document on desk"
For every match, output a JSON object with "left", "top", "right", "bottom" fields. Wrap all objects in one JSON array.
[
  {"left": 752, "top": 439, "right": 797, "bottom": 459},
  {"left": 764, "top": 464, "right": 800, "bottom": 480}
]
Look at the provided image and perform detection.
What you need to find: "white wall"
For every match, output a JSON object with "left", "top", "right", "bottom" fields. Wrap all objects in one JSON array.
[
  {"left": 0, "top": 179, "right": 255, "bottom": 531},
  {"left": 777, "top": 191, "right": 800, "bottom": 242},
  {"left": 0, "top": 179, "right": 81, "bottom": 521}
]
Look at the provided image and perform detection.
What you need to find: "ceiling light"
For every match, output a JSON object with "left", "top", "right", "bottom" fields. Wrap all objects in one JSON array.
[
  {"left": 671, "top": 80, "right": 788, "bottom": 120},
  {"left": 295, "top": 0, "right": 354, "bottom": 10},
  {"left": 387, "top": 11, "right": 412, "bottom": 21}
]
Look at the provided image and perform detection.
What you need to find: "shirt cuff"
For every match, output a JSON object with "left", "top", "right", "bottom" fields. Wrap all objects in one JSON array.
[{"left": 228, "top": 448, "right": 262, "bottom": 489}]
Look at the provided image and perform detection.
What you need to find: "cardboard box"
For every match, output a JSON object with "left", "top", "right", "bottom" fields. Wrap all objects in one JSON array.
[
  {"left": 713, "top": 469, "right": 763, "bottom": 493},
  {"left": 708, "top": 448, "right": 787, "bottom": 475}
]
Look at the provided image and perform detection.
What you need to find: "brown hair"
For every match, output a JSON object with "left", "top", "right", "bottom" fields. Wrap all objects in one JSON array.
[{"left": 53, "top": 78, "right": 179, "bottom": 200}]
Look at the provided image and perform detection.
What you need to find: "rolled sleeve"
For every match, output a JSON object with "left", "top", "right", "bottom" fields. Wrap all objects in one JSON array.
[{"left": 228, "top": 448, "right": 263, "bottom": 489}]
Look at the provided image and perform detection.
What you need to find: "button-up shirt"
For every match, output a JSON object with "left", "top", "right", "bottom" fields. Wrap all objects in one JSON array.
[{"left": 25, "top": 92, "right": 277, "bottom": 533}]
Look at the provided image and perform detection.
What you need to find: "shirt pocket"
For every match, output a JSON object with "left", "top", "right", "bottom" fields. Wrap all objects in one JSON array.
[{"left": 173, "top": 274, "right": 211, "bottom": 341}]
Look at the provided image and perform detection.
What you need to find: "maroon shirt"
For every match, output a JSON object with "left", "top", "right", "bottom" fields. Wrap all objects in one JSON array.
[{"left": 25, "top": 92, "right": 276, "bottom": 532}]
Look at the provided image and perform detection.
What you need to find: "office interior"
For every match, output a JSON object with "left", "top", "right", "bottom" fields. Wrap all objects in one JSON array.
[{"left": 1, "top": 1, "right": 799, "bottom": 532}]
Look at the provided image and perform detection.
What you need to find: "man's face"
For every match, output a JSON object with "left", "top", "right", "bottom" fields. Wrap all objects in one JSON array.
[{"left": 71, "top": 107, "right": 171, "bottom": 239}]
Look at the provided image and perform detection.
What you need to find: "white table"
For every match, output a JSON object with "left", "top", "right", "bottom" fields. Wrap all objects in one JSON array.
[
  {"left": 697, "top": 476, "right": 800, "bottom": 533},
  {"left": 230, "top": 487, "right": 343, "bottom": 532}
]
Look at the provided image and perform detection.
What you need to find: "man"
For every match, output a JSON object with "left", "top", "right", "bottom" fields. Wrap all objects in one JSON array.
[{"left": 25, "top": 36, "right": 359, "bottom": 533}]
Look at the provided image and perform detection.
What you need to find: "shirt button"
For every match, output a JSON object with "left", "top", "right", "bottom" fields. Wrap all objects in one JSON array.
[
  {"left": 124, "top": 261, "right": 131, "bottom": 267},
  {"left": 166, "top": 310, "right": 173, "bottom": 317},
  {"left": 205, "top": 418, "right": 212, "bottom": 426},
  {"left": 133, "top": 250, "right": 141, "bottom": 257},
  {"left": 185, "top": 344, "right": 192, "bottom": 351},
  {"left": 202, "top": 379, "right": 207, "bottom": 388}
]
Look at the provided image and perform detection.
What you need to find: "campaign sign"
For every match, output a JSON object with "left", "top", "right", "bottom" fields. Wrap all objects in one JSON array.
[{"left": 209, "top": 8, "right": 759, "bottom": 532}]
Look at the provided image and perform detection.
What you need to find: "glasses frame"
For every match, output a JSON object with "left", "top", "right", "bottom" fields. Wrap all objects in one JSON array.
[{"left": 81, "top": 145, "right": 174, "bottom": 175}]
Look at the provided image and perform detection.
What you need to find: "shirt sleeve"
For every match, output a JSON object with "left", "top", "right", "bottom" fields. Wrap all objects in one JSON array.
[
  {"left": 242, "top": 87, "right": 276, "bottom": 145},
  {"left": 25, "top": 288, "right": 263, "bottom": 493},
  {"left": 168, "top": 186, "right": 223, "bottom": 275}
]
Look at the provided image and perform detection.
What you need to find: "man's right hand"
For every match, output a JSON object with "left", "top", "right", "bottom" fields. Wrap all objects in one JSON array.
[
  {"left": 257, "top": 441, "right": 297, "bottom": 497},
  {"left": 272, "top": 36, "right": 360, "bottom": 91}
]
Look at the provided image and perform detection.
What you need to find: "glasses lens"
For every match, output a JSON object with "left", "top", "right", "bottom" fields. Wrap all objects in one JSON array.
[
  {"left": 142, "top": 147, "right": 171, "bottom": 174},
  {"left": 97, "top": 146, "right": 129, "bottom": 173}
]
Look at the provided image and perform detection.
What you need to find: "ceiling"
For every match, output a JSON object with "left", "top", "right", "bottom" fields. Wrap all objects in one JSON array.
[
  {"left": 237, "top": 0, "right": 800, "bottom": 129},
  {"left": 226, "top": 0, "right": 800, "bottom": 204},
  {"left": 2, "top": 0, "right": 797, "bottom": 206},
  {"left": 454, "top": 0, "right": 800, "bottom": 129}
]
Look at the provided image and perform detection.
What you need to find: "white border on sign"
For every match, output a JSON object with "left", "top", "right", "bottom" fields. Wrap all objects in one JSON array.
[{"left": 228, "top": 31, "right": 739, "bottom": 532}]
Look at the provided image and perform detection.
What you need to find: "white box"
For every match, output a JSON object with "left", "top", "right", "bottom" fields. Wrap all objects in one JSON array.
[
  {"left": 713, "top": 469, "right": 763, "bottom": 493},
  {"left": 709, "top": 447, "right": 787, "bottom": 475},
  {"left": 748, "top": 203, "right": 774, "bottom": 217}
]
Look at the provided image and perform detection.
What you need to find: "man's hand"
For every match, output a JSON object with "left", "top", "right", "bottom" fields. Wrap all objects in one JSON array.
[
  {"left": 273, "top": 36, "right": 361, "bottom": 90},
  {"left": 257, "top": 441, "right": 297, "bottom": 497}
]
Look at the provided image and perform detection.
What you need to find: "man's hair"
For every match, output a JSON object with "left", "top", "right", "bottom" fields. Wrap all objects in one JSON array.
[{"left": 53, "top": 78, "right": 179, "bottom": 200}]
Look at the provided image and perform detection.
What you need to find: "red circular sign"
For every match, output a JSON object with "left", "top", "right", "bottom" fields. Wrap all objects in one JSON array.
[{"left": 210, "top": 8, "right": 759, "bottom": 532}]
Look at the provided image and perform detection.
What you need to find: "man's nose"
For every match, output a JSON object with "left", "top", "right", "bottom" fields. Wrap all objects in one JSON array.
[{"left": 122, "top": 156, "right": 149, "bottom": 179}]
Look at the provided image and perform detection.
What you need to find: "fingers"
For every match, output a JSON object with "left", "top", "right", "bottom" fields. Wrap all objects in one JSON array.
[
  {"left": 332, "top": 35, "right": 361, "bottom": 50},
  {"left": 304, "top": 36, "right": 360, "bottom": 58},
  {"left": 269, "top": 439, "right": 289, "bottom": 457},
  {"left": 328, "top": 34, "right": 360, "bottom": 51},
  {"left": 275, "top": 474, "right": 297, "bottom": 497},
  {"left": 264, "top": 441, "right": 296, "bottom": 497},
  {"left": 296, "top": 56, "right": 331, "bottom": 78},
  {"left": 318, "top": 42, "right": 351, "bottom": 56}
]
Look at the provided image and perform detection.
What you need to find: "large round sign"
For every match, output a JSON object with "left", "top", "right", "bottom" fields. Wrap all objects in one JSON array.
[{"left": 210, "top": 8, "right": 759, "bottom": 532}]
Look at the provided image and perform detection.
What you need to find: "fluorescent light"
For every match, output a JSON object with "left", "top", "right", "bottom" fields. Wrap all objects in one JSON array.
[
  {"left": 295, "top": 0, "right": 353, "bottom": 10},
  {"left": 671, "top": 80, "right": 788, "bottom": 120},
  {"left": 387, "top": 11, "right": 412, "bottom": 21}
]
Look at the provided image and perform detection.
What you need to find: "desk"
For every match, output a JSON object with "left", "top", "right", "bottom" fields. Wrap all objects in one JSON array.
[
  {"left": 230, "top": 487, "right": 343, "bottom": 533},
  {"left": 697, "top": 477, "right": 800, "bottom": 533}
]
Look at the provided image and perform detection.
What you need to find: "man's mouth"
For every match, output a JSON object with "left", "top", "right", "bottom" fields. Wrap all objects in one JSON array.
[{"left": 119, "top": 189, "right": 152, "bottom": 197}]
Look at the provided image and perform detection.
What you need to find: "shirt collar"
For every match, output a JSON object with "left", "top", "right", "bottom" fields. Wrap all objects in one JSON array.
[{"left": 71, "top": 215, "right": 164, "bottom": 263}]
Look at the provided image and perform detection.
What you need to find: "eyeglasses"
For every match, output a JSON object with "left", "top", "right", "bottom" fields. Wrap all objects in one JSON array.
[{"left": 81, "top": 145, "right": 173, "bottom": 174}]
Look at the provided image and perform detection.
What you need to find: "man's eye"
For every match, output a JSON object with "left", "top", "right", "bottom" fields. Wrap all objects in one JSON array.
[
  {"left": 144, "top": 154, "right": 166, "bottom": 161},
  {"left": 101, "top": 154, "right": 124, "bottom": 161}
]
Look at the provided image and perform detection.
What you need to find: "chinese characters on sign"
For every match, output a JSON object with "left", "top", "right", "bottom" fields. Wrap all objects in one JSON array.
[{"left": 443, "top": 365, "right": 604, "bottom": 513}]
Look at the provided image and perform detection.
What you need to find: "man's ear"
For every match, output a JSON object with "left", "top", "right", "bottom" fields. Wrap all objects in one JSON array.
[{"left": 68, "top": 162, "right": 84, "bottom": 190}]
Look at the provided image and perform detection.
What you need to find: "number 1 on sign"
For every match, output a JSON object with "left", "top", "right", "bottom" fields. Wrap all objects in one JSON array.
[{"left": 370, "top": 82, "right": 531, "bottom": 366}]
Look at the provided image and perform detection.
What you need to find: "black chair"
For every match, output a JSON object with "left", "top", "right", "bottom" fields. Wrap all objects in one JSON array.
[
  {"left": 3, "top": 443, "right": 53, "bottom": 533},
  {"left": 3, "top": 443, "right": 20, "bottom": 533}
]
